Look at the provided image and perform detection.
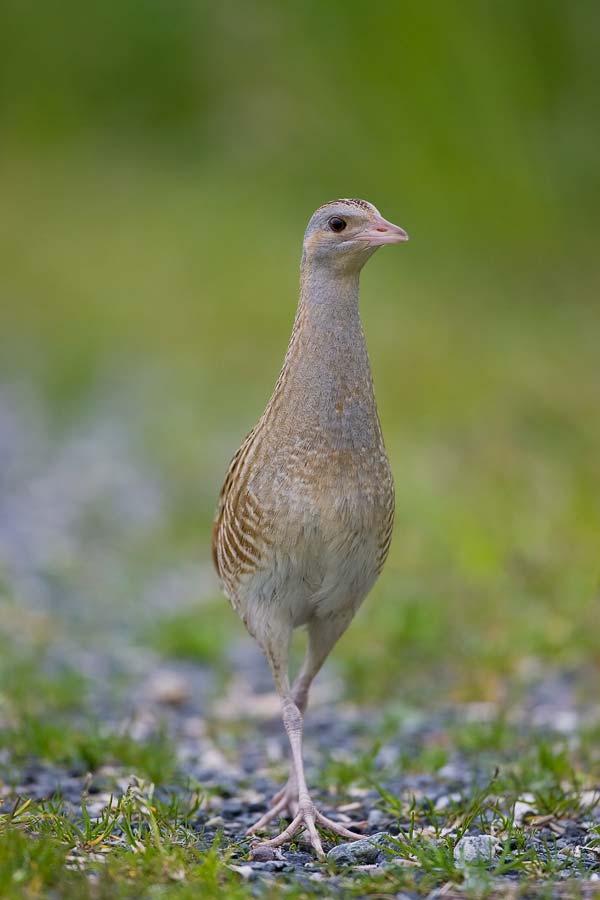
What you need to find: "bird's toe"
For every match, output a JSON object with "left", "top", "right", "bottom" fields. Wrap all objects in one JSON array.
[
  {"left": 314, "top": 809, "right": 365, "bottom": 841},
  {"left": 248, "top": 798, "right": 364, "bottom": 860},
  {"left": 246, "top": 780, "right": 299, "bottom": 834}
]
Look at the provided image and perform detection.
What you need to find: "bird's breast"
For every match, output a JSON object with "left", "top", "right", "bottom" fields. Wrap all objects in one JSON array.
[{"left": 258, "top": 459, "right": 392, "bottom": 626}]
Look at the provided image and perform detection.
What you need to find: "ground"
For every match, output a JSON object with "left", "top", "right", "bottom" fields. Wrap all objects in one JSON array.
[
  {"left": 0, "top": 378, "right": 599, "bottom": 899},
  {"left": 0, "top": 155, "right": 599, "bottom": 897}
]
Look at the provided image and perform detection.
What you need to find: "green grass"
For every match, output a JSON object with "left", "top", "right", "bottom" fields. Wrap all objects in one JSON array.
[
  {"left": 2, "top": 620, "right": 598, "bottom": 896},
  {"left": 1, "top": 718, "right": 177, "bottom": 786},
  {"left": 1, "top": 3, "right": 599, "bottom": 892},
  {"left": 0, "top": 789, "right": 256, "bottom": 900},
  {"left": 0, "top": 641, "right": 176, "bottom": 784},
  {"left": 0, "top": 598, "right": 598, "bottom": 896},
  {"left": 1, "top": 753, "right": 598, "bottom": 898},
  {"left": 5, "top": 151, "right": 597, "bottom": 706},
  {"left": 148, "top": 599, "right": 240, "bottom": 669}
]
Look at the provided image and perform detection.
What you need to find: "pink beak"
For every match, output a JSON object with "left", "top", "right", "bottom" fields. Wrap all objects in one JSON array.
[{"left": 357, "top": 214, "right": 409, "bottom": 246}]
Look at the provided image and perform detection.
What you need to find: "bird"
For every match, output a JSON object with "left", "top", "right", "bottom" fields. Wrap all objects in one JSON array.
[{"left": 212, "top": 198, "right": 408, "bottom": 859}]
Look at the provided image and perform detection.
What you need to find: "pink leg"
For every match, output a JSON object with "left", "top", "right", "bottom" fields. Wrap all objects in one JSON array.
[{"left": 249, "top": 615, "right": 365, "bottom": 859}]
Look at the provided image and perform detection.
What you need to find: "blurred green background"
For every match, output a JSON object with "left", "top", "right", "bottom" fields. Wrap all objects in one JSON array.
[{"left": 0, "top": 0, "right": 599, "bottom": 702}]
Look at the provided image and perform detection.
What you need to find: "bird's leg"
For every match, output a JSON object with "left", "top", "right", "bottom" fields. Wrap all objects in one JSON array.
[
  {"left": 248, "top": 626, "right": 329, "bottom": 834},
  {"left": 247, "top": 660, "right": 312, "bottom": 832},
  {"left": 247, "top": 684, "right": 307, "bottom": 834},
  {"left": 252, "top": 687, "right": 363, "bottom": 858},
  {"left": 246, "top": 654, "right": 309, "bottom": 834},
  {"left": 250, "top": 615, "right": 364, "bottom": 859}
]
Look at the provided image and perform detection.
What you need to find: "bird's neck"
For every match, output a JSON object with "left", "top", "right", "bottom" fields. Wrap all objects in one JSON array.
[
  {"left": 299, "top": 259, "right": 362, "bottom": 336},
  {"left": 264, "top": 259, "right": 382, "bottom": 450}
]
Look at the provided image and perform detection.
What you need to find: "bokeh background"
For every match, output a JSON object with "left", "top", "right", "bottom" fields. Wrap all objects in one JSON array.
[{"left": 1, "top": 1, "right": 599, "bottom": 710}]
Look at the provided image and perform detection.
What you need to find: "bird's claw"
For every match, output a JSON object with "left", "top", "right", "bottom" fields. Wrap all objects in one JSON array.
[
  {"left": 249, "top": 798, "right": 364, "bottom": 861},
  {"left": 246, "top": 780, "right": 299, "bottom": 834}
]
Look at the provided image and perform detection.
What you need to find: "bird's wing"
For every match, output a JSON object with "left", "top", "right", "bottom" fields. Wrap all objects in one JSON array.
[
  {"left": 375, "top": 477, "right": 395, "bottom": 575},
  {"left": 212, "top": 426, "right": 272, "bottom": 597}
]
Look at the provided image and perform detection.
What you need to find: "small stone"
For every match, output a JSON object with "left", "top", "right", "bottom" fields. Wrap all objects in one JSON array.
[
  {"left": 228, "top": 864, "right": 255, "bottom": 880},
  {"left": 580, "top": 790, "right": 600, "bottom": 811},
  {"left": 514, "top": 799, "right": 536, "bottom": 826},
  {"left": 375, "top": 745, "right": 399, "bottom": 767},
  {"left": 84, "top": 796, "right": 113, "bottom": 818},
  {"left": 327, "top": 832, "right": 395, "bottom": 866},
  {"left": 281, "top": 850, "right": 313, "bottom": 867},
  {"left": 453, "top": 834, "right": 498, "bottom": 867},
  {"left": 222, "top": 798, "right": 244, "bottom": 816},
  {"left": 438, "top": 762, "right": 465, "bottom": 782},
  {"left": 347, "top": 786, "right": 370, "bottom": 799},
  {"left": 249, "top": 860, "right": 287, "bottom": 872},
  {"left": 338, "top": 801, "right": 362, "bottom": 813},
  {"left": 367, "top": 809, "right": 385, "bottom": 828},
  {"left": 147, "top": 669, "right": 190, "bottom": 705},
  {"left": 435, "top": 792, "right": 462, "bottom": 811},
  {"left": 205, "top": 815, "right": 225, "bottom": 827},
  {"left": 250, "top": 845, "right": 277, "bottom": 862}
]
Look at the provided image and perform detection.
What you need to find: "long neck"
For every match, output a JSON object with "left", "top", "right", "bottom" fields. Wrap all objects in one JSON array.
[{"left": 264, "top": 258, "right": 383, "bottom": 451}]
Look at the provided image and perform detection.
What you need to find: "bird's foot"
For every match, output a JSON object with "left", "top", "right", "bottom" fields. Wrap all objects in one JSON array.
[
  {"left": 250, "top": 796, "right": 364, "bottom": 861},
  {"left": 247, "top": 777, "right": 299, "bottom": 835}
]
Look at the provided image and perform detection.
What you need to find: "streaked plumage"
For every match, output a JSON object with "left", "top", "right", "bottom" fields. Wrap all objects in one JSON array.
[{"left": 212, "top": 198, "right": 408, "bottom": 858}]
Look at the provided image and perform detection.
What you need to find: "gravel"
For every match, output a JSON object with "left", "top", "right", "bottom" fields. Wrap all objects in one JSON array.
[
  {"left": 2, "top": 381, "right": 600, "bottom": 895},
  {"left": 453, "top": 834, "right": 499, "bottom": 867},
  {"left": 327, "top": 832, "right": 396, "bottom": 865}
]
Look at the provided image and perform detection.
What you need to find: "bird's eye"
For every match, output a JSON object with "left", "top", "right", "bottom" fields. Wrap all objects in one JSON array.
[{"left": 328, "top": 216, "right": 347, "bottom": 233}]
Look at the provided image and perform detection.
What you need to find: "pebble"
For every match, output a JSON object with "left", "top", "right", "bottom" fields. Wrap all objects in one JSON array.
[
  {"left": 205, "top": 815, "right": 225, "bottom": 827},
  {"left": 221, "top": 798, "right": 244, "bottom": 816},
  {"left": 146, "top": 669, "right": 190, "bottom": 706},
  {"left": 327, "top": 832, "right": 395, "bottom": 866},
  {"left": 85, "top": 797, "right": 113, "bottom": 818},
  {"left": 249, "top": 845, "right": 277, "bottom": 862},
  {"left": 434, "top": 792, "right": 462, "bottom": 811},
  {"left": 228, "top": 864, "right": 255, "bottom": 880},
  {"left": 249, "top": 860, "right": 287, "bottom": 873},
  {"left": 367, "top": 809, "right": 386, "bottom": 828},
  {"left": 453, "top": 834, "right": 499, "bottom": 867},
  {"left": 437, "top": 761, "right": 466, "bottom": 782},
  {"left": 514, "top": 799, "right": 537, "bottom": 826},
  {"left": 3, "top": 381, "right": 600, "bottom": 894}
]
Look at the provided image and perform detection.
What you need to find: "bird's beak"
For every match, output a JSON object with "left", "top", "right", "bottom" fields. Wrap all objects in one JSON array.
[{"left": 357, "top": 214, "right": 409, "bottom": 246}]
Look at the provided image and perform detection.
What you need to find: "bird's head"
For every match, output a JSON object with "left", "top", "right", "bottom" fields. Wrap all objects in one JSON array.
[{"left": 302, "top": 199, "right": 408, "bottom": 272}]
